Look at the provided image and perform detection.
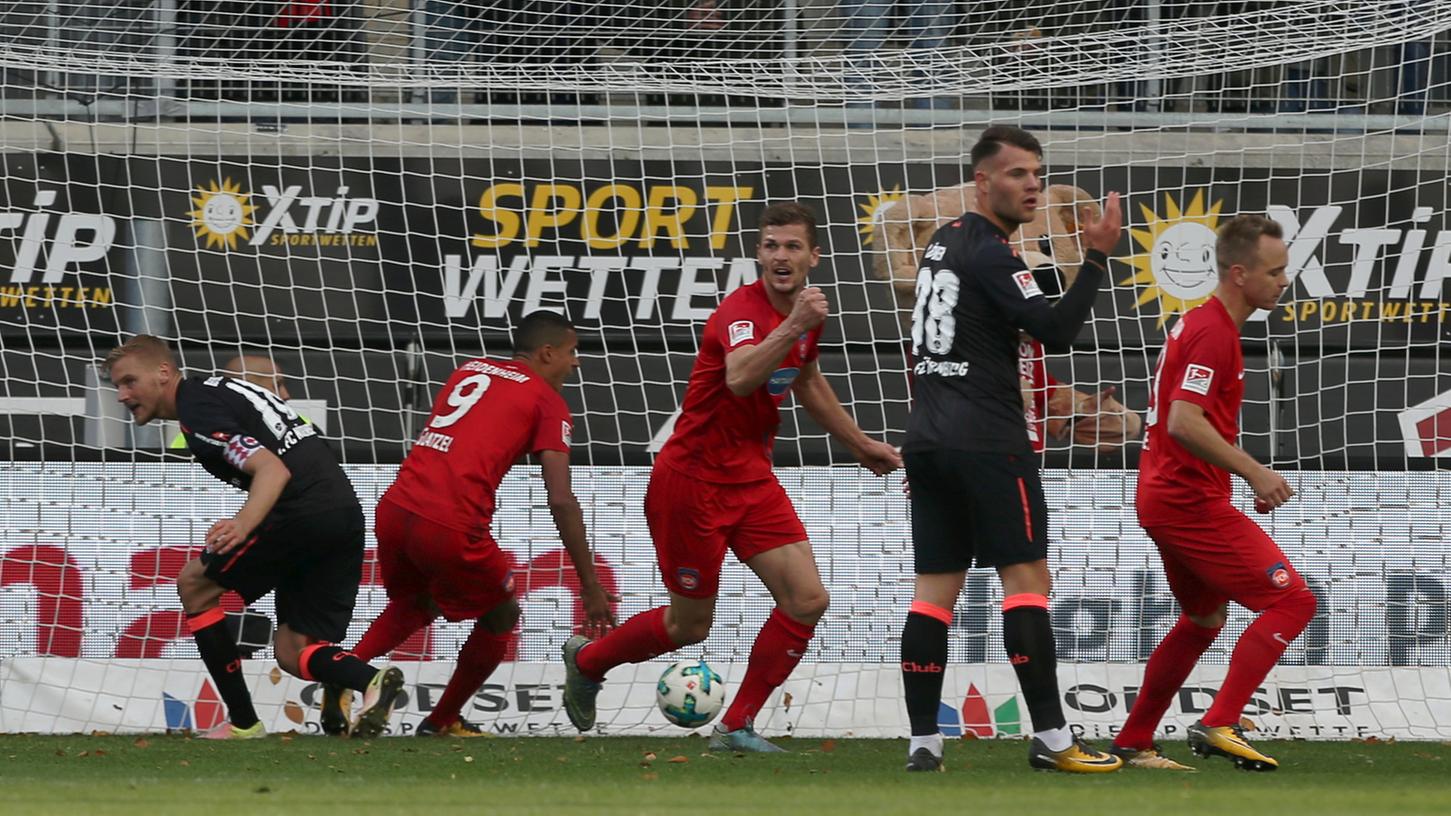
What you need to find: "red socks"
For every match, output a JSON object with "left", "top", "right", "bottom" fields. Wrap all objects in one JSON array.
[
  {"left": 354, "top": 598, "right": 436, "bottom": 663},
  {"left": 1204, "top": 591, "right": 1316, "bottom": 727},
  {"left": 720, "top": 609, "right": 814, "bottom": 732},
  {"left": 424, "top": 627, "right": 510, "bottom": 730},
  {"left": 1116, "top": 614, "right": 1221, "bottom": 750},
  {"left": 575, "top": 606, "right": 674, "bottom": 682}
]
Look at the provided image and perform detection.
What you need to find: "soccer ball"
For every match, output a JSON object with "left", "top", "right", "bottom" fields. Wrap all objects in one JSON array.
[{"left": 656, "top": 658, "right": 726, "bottom": 728}]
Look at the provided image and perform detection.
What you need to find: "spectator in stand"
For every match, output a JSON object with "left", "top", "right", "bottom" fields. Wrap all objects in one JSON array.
[{"left": 842, "top": 1, "right": 958, "bottom": 113}]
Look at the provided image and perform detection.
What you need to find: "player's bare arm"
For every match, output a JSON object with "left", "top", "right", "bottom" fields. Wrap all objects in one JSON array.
[
  {"left": 540, "top": 449, "right": 618, "bottom": 635},
  {"left": 1165, "top": 399, "right": 1293, "bottom": 510},
  {"left": 723, "top": 286, "right": 829, "bottom": 396},
  {"left": 1004, "top": 193, "right": 1119, "bottom": 351},
  {"left": 793, "top": 360, "right": 901, "bottom": 476},
  {"left": 205, "top": 447, "right": 291, "bottom": 554}
]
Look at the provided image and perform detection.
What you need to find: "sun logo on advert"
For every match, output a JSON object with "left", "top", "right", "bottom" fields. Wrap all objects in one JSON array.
[
  {"left": 189, "top": 178, "right": 257, "bottom": 250},
  {"left": 1120, "top": 190, "right": 1225, "bottom": 327},
  {"left": 856, "top": 186, "right": 907, "bottom": 247}
]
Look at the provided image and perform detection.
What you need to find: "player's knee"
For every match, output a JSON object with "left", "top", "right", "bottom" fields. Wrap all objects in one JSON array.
[
  {"left": 175, "top": 562, "right": 217, "bottom": 613},
  {"left": 478, "top": 599, "right": 521, "bottom": 635},
  {"left": 275, "top": 652, "right": 301, "bottom": 678},
  {"left": 783, "top": 588, "right": 829, "bottom": 625},
  {"left": 1269, "top": 587, "right": 1317, "bottom": 625},
  {"left": 1188, "top": 604, "right": 1228, "bottom": 630},
  {"left": 670, "top": 614, "right": 713, "bottom": 646}
]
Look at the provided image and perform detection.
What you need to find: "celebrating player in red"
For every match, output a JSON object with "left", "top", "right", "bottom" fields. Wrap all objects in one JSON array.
[
  {"left": 561, "top": 202, "right": 902, "bottom": 751},
  {"left": 327, "top": 311, "right": 616, "bottom": 737},
  {"left": 1110, "top": 214, "right": 1313, "bottom": 771}
]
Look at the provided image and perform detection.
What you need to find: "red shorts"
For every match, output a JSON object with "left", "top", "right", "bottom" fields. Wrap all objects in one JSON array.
[
  {"left": 646, "top": 464, "right": 808, "bottom": 598},
  {"left": 374, "top": 498, "right": 515, "bottom": 622},
  {"left": 1140, "top": 506, "right": 1303, "bottom": 616}
]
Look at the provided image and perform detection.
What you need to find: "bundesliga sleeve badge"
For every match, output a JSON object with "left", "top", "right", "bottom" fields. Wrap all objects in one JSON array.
[
  {"left": 728, "top": 320, "right": 755, "bottom": 347},
  {"left": 1181, "top": 364, "right": 1215, "bottom": 395},
  {"left": 1013, "top": 269, "right": 1044, "bottom": 299}
]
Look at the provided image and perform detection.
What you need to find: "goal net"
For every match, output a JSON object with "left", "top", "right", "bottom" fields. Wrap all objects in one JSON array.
[{"left": 1, "top": 0, "right": 1449, "bottom": 740}]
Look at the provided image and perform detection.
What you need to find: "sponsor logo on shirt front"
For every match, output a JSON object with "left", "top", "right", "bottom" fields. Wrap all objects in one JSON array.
[
  {"left": 767, "top": 367, "right": 800, "bottom": 396},
  {"left": 913, "top": 359, "right": 970, "bottom": 377},
  {"left": 728, "top": 320, "right": 755, "bottom": 347},
  {"left": 1181, "top": 363, "right": 1215, "bottom": 395},
  {"left": 1013, "top": 270, "right": 1043, "bottom": 299}
]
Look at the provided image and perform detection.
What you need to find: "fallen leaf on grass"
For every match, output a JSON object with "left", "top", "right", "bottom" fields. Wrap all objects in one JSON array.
[
  {"left": 820, "top": 739, "right": 836, "bottom": 753},
  {"left": 668, "top": 756, "right": 688, "bottom": 764},
  {"left": 178, "top": 760, "right": 190, "bottom": 767},
  {"left": 643, "top": 752, "right": 657, "bottom": 762},
  {"left": 132, "top": 738, "right": 150, "bottom": 749}
]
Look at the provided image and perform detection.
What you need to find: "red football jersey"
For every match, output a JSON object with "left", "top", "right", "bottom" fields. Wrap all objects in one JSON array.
[
  {"left": 655, "top": 280, "right": 822, "bottom": 484},
  {"left": 1137, "top": 297, "right": 1244, "bottom": 522},
  {"left": 384, "top": 358, "right": 572, "bottom": 538}
]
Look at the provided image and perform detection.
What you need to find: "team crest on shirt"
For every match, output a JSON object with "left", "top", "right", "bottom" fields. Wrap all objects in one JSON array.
[
  {"left": 1266, "top": 561, "right": 1292, "bottom": 589},
  {"left": 728, "top": 320, "right": 755, "bottom": 347},
  {"left": 1012, "top": 270, "right": 1043, "bottom": 299},
  {"left": 797, "top": 333, "right": 809, "bottom": 357},
  {"left": 223, "top": 435, "right": 262, "bottom": 469},
  {"left": 1181, "top": 364, "right": 1215, "bottom": 395},
  {"left": 676, "top": 568, "right": 701, "bottom": 591}
]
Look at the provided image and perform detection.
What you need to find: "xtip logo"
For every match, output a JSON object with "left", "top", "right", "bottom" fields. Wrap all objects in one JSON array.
[
  {"left": 1, "top": 189, "right": 117, "bottom": 283},
  {"left": 189, "top": 177, "right": 379, "bottom": 250},
  {"left": 936, "top": 683, "right": 1022, "bottom": 739}
]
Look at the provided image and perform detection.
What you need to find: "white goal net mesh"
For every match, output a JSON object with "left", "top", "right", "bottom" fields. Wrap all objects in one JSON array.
[{"left": 1, "top": 0, "right": 1449, "bottom": 739}]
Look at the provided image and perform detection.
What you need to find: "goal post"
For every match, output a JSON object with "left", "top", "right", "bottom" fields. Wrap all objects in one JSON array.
[{"left": 1, "top": 0, "right": 1450, "bottom": 739}]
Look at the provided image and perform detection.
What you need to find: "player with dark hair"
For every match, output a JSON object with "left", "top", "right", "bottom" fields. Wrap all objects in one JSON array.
[
  {"left": 324, "top": 311, "right": 616, "bottom": 737},
  {"left": 898, "top": 125, "right": 1125, "bottom": 773},
  {"left": 1109, "top": 214, "right": 1310, "bottom": 772},
  {"left": 561, "top": 201, "right": 902, "bottom": 752},
  {"left": 105, "top": 335, "right": 402, "bottom": 740}
]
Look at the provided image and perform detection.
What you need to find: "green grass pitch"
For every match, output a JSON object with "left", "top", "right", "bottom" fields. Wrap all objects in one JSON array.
[{"left": 0, "top": 734, "right": 1444, "bottom": 815}]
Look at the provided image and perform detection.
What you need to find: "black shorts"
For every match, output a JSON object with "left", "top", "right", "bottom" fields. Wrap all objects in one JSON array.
[
  {"left": 200, "top": 504, "right": 365, "bottom": 643},
  {"left": 905, "top": 449, "right": 1049, "bottom": 573}
]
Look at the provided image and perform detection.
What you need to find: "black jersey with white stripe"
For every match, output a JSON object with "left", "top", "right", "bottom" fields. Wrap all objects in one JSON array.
[
  {"left": 902, "top": 212, "right": 1106, "bottom": 455},
  {"left": 175, "top": 376, "right": 359, "bottom": 518}
]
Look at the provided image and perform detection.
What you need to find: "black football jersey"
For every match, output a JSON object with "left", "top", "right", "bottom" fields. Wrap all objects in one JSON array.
[
  {"left": 903, "top": 212, "right": 1106, "bottom": 455},
  {"left": 175, "top": 376, "right": 359, "bottom": 518}
]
